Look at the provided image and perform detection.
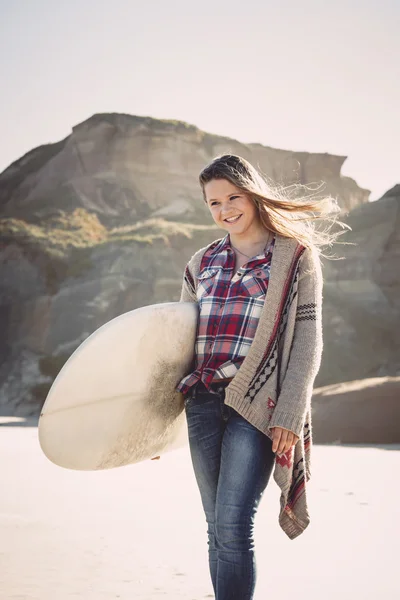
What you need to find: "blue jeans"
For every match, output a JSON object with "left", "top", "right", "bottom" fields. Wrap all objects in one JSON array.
[{"left": 184, "top": 382, "right": 275, "bottom": 600}]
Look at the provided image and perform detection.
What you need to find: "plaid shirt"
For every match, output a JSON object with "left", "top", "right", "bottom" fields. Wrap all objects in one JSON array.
[{"left": 177, "top": 233, "right": 276, "bottom": 394}]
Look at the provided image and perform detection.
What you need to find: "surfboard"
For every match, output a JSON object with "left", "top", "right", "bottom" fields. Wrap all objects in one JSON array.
[{"left": 38, "top": 302, "right": 198, "bottom": 471}]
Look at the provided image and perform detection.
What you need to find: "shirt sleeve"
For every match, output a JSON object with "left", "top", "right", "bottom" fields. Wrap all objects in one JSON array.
[{"left": 267, "top": 247, "right": 323, "bottom": 438}]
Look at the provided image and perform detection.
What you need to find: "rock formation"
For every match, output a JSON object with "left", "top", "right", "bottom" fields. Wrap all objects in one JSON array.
[
  {"left": 312, "top": 376, "right": 400, "bottom": 443},
  {"left": 0, "top": 113, "right": 369, "bottom": 225},
  {"left": 0, "top": 112, "right": 397, "bottom": 420},
  {"left": 319, "top": 184, "right": 400, "bottom": 385}
]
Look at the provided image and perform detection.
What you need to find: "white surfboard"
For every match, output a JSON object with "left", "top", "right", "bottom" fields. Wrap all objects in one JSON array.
[{"left": 38, "top": 302, "right": 198, "bottom": 471}]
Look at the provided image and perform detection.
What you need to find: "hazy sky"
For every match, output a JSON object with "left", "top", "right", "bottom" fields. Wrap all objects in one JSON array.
[{"left": 1, "top": 0, "right": 399, "bottom": 201}]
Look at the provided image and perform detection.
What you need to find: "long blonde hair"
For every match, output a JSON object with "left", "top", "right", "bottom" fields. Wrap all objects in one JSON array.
[{"left": 199, "top": 154, "right": 351, "bottom": 258}]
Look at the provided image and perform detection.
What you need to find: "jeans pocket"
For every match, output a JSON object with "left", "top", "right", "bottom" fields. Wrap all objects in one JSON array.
[
  {"left": 184, "top": 395, "right": 193, "bottom": 408},
  {"left": 184, "top": 389, "right": 220, "bottom": 413}
]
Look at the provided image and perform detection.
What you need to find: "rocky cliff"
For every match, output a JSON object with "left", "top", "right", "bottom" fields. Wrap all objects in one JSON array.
[
  {"left": 0, "top": 112, "right": 396, "bottom": 417},
  {"left": 319, "top": 184, "right": 400, "bottom": 384},
  {"left": 0, "top": 113, "right": 369, "bottom": 225}
]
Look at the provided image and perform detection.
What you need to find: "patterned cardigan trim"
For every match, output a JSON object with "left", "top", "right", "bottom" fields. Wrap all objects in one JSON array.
[
  {"left": 296, "top": 303, "right": 317, "bottom": 322},
  {"left": 280, "top": 418, "right": 312, "bottom": 534},
  {"left": 245, "top": 244, "right": 306, "bottom": 400}
]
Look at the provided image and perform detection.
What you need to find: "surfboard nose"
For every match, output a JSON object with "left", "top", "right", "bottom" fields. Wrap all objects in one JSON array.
[{"left": 38, "top": 302, "right": 197, "bottom": 470}]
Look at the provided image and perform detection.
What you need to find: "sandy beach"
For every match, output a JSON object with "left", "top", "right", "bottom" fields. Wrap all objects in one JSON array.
[{"left": 0, "top": 418, "right": 399, "bottom": 600}]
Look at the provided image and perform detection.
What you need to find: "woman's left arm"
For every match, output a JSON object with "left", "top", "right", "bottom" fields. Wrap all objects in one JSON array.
[
  {"left": 179, "top": 264, "right": 197, "bottom": 303},
  {"left": 268, "top": 247, "right": 323, "bottom": 439}
]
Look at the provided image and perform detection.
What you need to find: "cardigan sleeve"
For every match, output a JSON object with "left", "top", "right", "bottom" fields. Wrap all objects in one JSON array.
[
  {"left": 179, "top": 239, "right": 221, "bottom": 303},
  {"left": 268, "top": 247, "right": 323, "bottom": 438},
  {"left": 179, "top": 263, "right": 197, "bottom": 303}
]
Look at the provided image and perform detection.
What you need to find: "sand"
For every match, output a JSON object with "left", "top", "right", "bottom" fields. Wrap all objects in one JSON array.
[{"left": 0, "top": 418, "right": 399, "bottom": 600}]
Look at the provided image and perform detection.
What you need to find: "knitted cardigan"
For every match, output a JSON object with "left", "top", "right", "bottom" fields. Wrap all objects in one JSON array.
[{"left": 179, "top": 233, "right": 323, "bottom": 540}]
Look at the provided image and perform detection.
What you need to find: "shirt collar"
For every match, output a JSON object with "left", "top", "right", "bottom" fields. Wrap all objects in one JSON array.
[
  {"left": 209, "top": 234, "right": 231, "bottom": 256},
  {"left": 210, "top": 233, "right": 275, "bottom": 258}
]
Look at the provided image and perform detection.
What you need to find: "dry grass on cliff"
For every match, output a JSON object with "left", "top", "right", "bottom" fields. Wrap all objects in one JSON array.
[
  {"left": 0, "top": 209, "right": 107, "bottom": 257},
  {"left": 0, "top": 209, "right": 216, "bottom": 257},
  {"left": 109, "top": 218, "right": 215, "bottom": 245}
]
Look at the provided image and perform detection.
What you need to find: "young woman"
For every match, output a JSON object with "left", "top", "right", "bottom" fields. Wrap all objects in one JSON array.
[{"left": 177, "top": 154, "right": 344, "bottom": 600}]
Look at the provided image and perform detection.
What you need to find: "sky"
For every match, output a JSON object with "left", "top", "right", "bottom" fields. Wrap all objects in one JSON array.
[{"left": 1, "top": 0, "right": 399, "bottom": 201}]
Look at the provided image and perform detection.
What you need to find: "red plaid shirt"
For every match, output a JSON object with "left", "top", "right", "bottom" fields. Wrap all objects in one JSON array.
[{"left": 177, "top": 234, "right": 276, "bottom": 394}]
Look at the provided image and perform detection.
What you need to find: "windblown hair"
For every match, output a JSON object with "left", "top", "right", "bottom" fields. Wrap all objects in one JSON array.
[{"left": 199, "top": 154, "right": 351, "bottom": 258}]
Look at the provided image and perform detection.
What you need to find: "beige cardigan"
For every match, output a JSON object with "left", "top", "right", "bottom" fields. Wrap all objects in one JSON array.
[{"left": 180, "top": 233, "right": 324, "bottom": 539}]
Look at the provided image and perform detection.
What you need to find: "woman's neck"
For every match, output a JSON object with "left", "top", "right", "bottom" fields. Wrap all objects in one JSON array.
[{"left": 229, "top": 226, "right": 272, "bottom": 254}]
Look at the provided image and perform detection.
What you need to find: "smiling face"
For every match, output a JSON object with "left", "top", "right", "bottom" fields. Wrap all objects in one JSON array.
[{"left": 203, "top": 178, "right": 261, "bottom": 238}]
